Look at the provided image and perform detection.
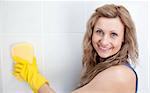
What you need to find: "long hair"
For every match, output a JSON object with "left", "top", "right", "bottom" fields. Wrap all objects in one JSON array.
[{"left": 78, "top": 4, "right": 138, "bottom": 88}]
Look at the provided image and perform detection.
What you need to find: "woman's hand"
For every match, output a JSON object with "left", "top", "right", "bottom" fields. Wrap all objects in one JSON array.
[{"left": 13, "top": 56, "right": 48, "bottom": 93}]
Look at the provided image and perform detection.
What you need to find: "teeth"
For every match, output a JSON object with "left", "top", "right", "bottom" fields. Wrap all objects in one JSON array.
[
  {"left": 97, "top": 44, "right": 110, "bottom": 51},
  {"left": 99, "top": 47, "right": 109, "bottom": 51}
]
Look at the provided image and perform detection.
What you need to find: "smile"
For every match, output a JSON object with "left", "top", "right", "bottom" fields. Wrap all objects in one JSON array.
[{"left": 98, "top": 46, "right": 111, "bottom": 51}]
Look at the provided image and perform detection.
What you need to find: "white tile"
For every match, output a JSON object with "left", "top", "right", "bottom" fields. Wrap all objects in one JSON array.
[
  {"left": 43, "top": 33, "right": 83, "bottom": 93},
  {"left": 0, "top": 1, "right": 42, "bottom": 34},
  {"left": 43, "top": 1, "right": 86, "bottom": 33}
]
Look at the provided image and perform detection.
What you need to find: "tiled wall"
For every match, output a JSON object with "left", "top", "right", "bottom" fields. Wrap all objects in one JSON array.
[
  {"left": 0, "top": 1, "right": 149, "bottom": 93},
  {"left": 0, "top": 1, "right": 84, "bottom": 93}
]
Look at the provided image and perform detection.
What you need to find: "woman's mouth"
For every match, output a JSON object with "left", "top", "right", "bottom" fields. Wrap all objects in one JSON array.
[{"left": 98, "top": 46, "right": 111, "bottom": 51}]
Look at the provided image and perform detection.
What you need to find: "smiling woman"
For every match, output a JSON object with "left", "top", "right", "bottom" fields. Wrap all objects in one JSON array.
[
  {"left": 92, "top": 17, "right": 124, "bottom": 58},
  {"left": 74, "top": 4, "right": 138, "bottom": 93},
  {"left": 12, "top": 4, "right": 139, "bottom": 93}
]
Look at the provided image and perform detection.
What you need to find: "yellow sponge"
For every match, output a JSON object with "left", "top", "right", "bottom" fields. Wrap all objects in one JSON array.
[{"left": 11, "top": 42, "right": 34, "bottom": 64}]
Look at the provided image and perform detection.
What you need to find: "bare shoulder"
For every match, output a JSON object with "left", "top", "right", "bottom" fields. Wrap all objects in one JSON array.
[
  {"left": 99, "top": 64, "right": 136, "bottom": 81},
  {"left": 91, "top": 65, "right": 136, "bottom": 92},
  {"left": 73, "top": 65, "right": 136, "bottom": 93}
]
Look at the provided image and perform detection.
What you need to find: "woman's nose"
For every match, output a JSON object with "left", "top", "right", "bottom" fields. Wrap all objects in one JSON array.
[{"left": 99, "top": 36, "right": 110, "bottom": 47}]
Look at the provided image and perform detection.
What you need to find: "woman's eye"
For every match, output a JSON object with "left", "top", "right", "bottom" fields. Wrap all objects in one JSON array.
[
  {"left": 111, "top": 33, "right": 118, "bottom": 37},
  {"left": 96, "top": 30, "right": 103, "bottom": 35}
]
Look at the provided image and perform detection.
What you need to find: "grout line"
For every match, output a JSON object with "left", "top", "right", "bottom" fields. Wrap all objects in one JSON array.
[
  {"left": 0, "top": 42, "right": 3, "bottom": 93},
  {"left": 0, "top": 32, "right": 84, "bottom": 36},
  {"left": 147, "top": 34, "right": 149, "bottom": 92},
  {"left": 40, "top": 0, "right": 46, "bottom": 74},
  {"left": 148, "top": 1, "right": 149, "bottom": 92}
]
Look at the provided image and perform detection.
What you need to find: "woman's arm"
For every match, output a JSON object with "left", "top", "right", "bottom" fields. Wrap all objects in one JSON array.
[{"left": 38, "top": 83, "right": 56, "bottom": 93}]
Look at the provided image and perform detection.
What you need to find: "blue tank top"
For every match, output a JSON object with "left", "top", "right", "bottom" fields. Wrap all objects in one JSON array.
[{"left": 125, "top": 63, "right": 138, "bottom": 93}]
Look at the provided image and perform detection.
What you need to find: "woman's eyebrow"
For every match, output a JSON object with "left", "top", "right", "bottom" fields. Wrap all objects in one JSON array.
[
  {"left": 110, "top": 30, "right": 121, "bottom": 33},
  {"left": 95, "top": 27, "right": 103, "bottom": 30}
]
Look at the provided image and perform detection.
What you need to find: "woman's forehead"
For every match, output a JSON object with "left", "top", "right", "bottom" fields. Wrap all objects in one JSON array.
[{"left": 94, "top": 17, "right": 124, "bottom": 32}]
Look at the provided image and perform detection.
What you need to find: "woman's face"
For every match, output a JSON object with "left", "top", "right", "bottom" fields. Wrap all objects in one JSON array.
[{"left": 92, "top": 17, "right": 124, "bottom": 58}]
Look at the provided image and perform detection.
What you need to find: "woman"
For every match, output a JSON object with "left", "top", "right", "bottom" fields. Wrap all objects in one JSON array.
[{"left": 13, "top": 4, "right": 138, "bottom": 93}]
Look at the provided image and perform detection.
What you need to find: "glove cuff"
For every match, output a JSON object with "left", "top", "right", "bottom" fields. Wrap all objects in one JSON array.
[{"left": 30, "top": 73, "right": 49, "bottom": 92}]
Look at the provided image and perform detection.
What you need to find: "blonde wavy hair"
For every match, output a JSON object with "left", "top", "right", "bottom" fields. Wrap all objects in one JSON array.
[{"left": 78, "top": 4, "right": 138, "bottom": 88}]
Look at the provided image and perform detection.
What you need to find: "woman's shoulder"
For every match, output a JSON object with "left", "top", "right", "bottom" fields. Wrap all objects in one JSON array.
[
  {"left": 100, "top": 64, "right": 136, "bottom": 79},
  {"left": 90, "top": 64, "right": 136, "bottom": 92},
  {"left": 73, "top": 65, "right": 136, "bottom": 93}
]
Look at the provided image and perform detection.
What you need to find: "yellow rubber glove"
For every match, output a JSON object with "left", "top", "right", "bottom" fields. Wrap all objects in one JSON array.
[
  {"left": 13, "top": 56, "right": 48, "bottom": 93},
  {"left": 11, "top": 42, "right": 35, "bottom": 81}
]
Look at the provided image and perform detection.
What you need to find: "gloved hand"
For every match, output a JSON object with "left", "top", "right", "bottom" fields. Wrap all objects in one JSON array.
[{"left": 13, "top": 56, "right": 48, "bottom": 93}]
